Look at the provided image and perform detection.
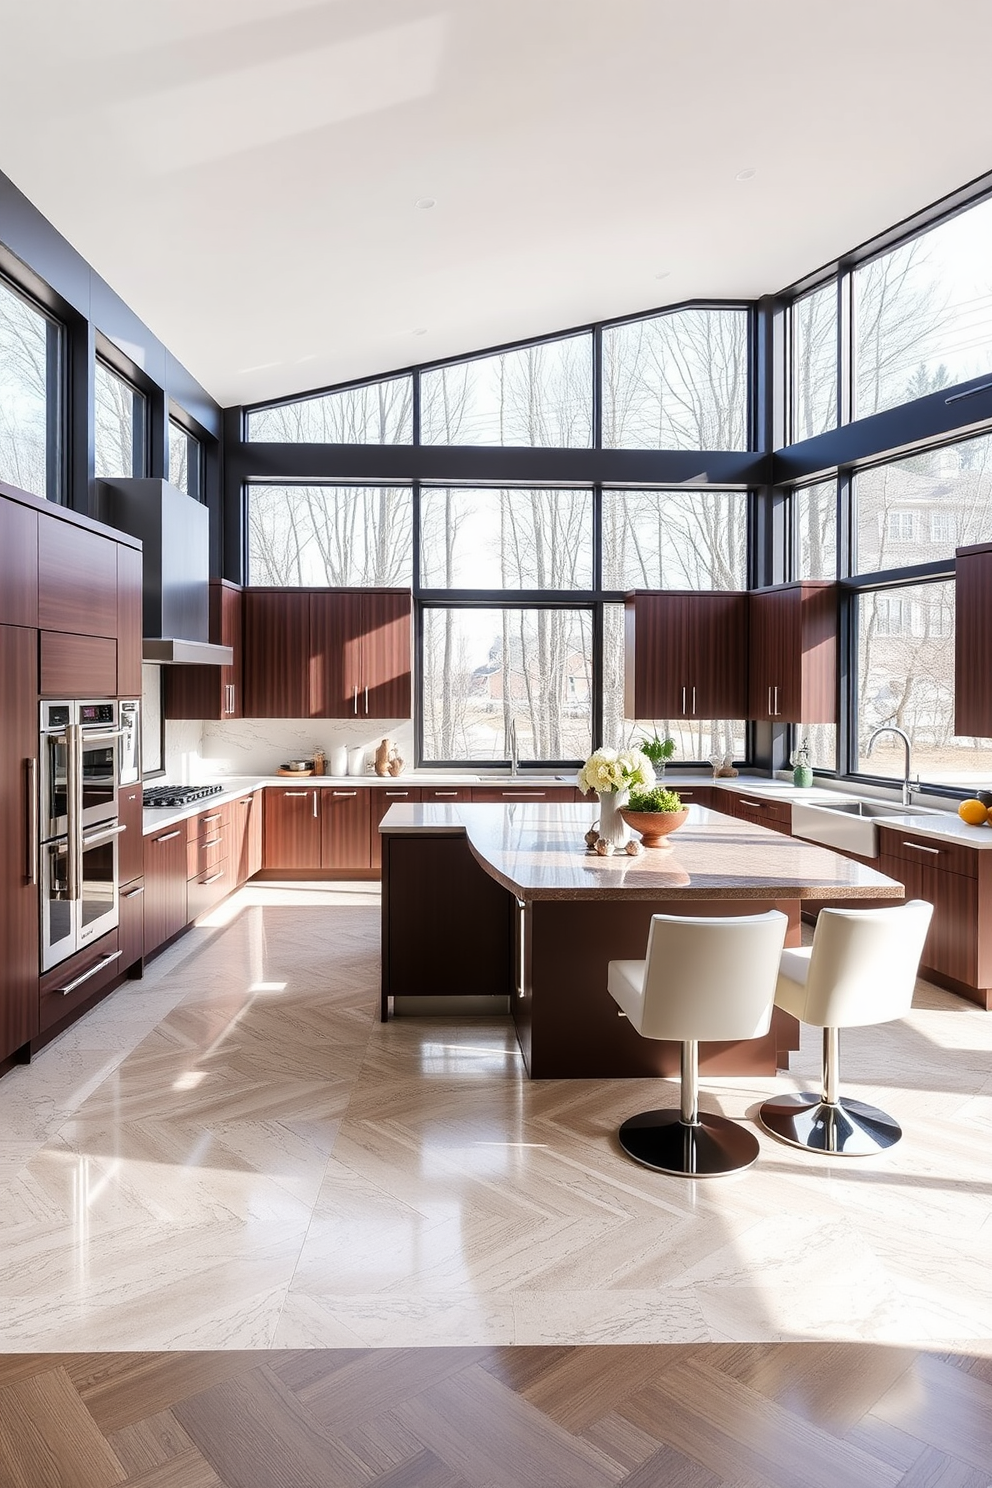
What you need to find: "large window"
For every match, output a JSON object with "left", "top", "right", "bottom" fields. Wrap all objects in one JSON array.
[
  {"left": 794, "top": 480, "right": 837, "bottom": 580},
  {"left": 855, "top": 194, "right": 992, "bottom": 418},
  {"left": 855, "top": 434, "right": 992, "bottom": 573},
  {"left": 602, "top": 488, "right": 747, "bottom": 590},
  {"left": 602, "top": 307, "right": 749, "bottom": 451},
  {"left": 246, "top": 376, "right": 413, "bottom": 443},
  {"left": 420, "top": 335, "right": 592, "bottom": 447},
  {"left": 247, "top": 484, "right": 412, "bottom": 586},
  {"left": 421, "top": 607, "right": 593, "bottom": 762},
  {"left": 94, "top": 360, "right": 146, "bottom": 479},
  {"left": 0, "top": 276, "right": 60, "bottom": 500},
  {"left": 855, "top": 580, "right": 992, "bottom": 787},
  {"left": 792, "top": 281, "right": 837, "bottom": 440},
  {"left": 420, "top": 487, "right": 592, "bottom": 590}
]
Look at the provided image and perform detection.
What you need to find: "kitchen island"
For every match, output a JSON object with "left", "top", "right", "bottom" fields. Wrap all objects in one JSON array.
[{"left": 380, "top": 801, "right": 903, "bottom": 1078}]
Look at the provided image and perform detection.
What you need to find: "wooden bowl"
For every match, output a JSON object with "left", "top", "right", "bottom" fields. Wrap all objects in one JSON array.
[{"left": 620, "top": 806, "right": 690, "bottom": 848}]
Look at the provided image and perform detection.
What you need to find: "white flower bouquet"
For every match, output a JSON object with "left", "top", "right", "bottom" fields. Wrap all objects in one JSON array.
[{"left": 576, "top": 747, "right": 654, "bottom": 796}]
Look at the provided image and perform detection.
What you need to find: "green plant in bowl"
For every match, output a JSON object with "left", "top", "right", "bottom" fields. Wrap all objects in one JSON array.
[{"left": 621, "top": 786, "right": 689, "bottom": 848}]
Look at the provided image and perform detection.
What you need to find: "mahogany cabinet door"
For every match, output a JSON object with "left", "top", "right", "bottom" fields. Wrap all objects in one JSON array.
[
  {"left": 0, "top": 623, "right": 40, "bottom": 1060},
  {"left": 369, "top": 786, "right": 422, "bottom": 871},
  {"left": 794, "top": 583, "right": 837, "bottom": 724},
  {"left": 747, "top": 589, "right": 785, "bottom": 721},
  {"left": 40, "top": 631, "right": 117, "bottom": 697},
  {"left": 320, "top": 789, "right": 372, "bottom": 870},
  {"left": 119, "top": 880, "right": 145, "bottom": 974},
  {"left": 164, "top": 663, "right": 224, "bottom": 720},
  {"left": 143, "top": 826, "right": 188, "bottom": 955},
  {"left": 361, "top": 590, "right": 412, "bottom": 719},
  {"left": 955, "top": 545, "right": 992, "bottom": 736},
  {"left": 0, "top": 495, "right": 38, "bottom": 628},
  {"left": 118, "top": 783, "right": 144, "bottom": 886},
  {"left": 219, "top": 582, "right": 243, "bottom": 718},
  {"left": 116, "top": 543, "right": 143, "bottom": 698},
  {"left": 230, "top": 794, "right": 250, "bottom": 885},
  {"left": 263, "top": 787, "right": 322, "bottom": 869},
  {"left": 244, "top": 590, "right": 309, "bottom": 718},
  {"left": 685, "top": 593, "right": 748, "bottom": 719},
  {"left": 38, "top": 515, "right": 119, "bottom": 638},
  {"left": 309, "top": 591, "right": 356, "bottom": 718},
  {"left": 623, "top": 593, "right": 686, "bottom": 720}
]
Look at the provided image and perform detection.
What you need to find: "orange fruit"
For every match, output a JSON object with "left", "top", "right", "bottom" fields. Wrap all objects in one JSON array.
[{"left": 958, "top": 799, "right": 989, "bottom": 826}]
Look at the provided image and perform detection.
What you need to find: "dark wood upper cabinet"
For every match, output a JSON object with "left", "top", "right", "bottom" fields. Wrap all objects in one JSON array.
[
  {"left": 0, "top": 623, "right": 40, "bottom": 1061},
  {"left": 0, "top": 493, "right": 38, "bottom": 628},
  {"left": 361, "top": 589, "right": 412, "bottom": 719},
  {"left": 955, "top": 543, "right": 992, "bottom": 737},
  {"left": 40, "top": 632, "right": 117, "bottom": 698},
  {"left": 309, "top": 591, "right": 356, "bottom": 718},
  {"left": 116, "top": 544, "right": 143, "bottom": 698},
  {"left": 38, "top": 514, "right": 119, "bottom": 638},
  {"left": 243, "top": 589, "right": 309, "bottom": 718},
  {"left": 748, "top": 582, "right": 837, "bottom": 724},
  {"left": 624, "top": 591, "right": 748, "bottom": 721},
  {"left": 166, "top": 581, "right": 244, "bottom": 721}
]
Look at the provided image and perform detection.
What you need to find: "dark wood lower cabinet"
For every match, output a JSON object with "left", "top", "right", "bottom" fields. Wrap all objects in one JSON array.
[
  {"left": 188, "top": 859, "right": 233, "bottom": 921},
  {"left": 263, "top": 788, "right": 322, "bottom": 870},
  {"left": 144, "top": 826, "right": 188, "bottom": 955},
  {"left": 878, "top": 828, "right": 989, "bottom": 1005},
  {"left": 320, "top": 789, "right": 371, "bottom": 870},
  {"left": 38, "top": 930, "right": 122, "bottom": 1035},
  {"left": 370, "top": 787, "right": 422, "bottom": 870},
  {"left": 119, "top": 880, "right": 145, "bottom": 975},
  {"left": 0, "top": 623, "right": 40, "bottom": 1062},
  {"left": 725, "top": 791, "right": 793, "bottom": 834},
  {"left": 231, "top": 792, "right": 263, "bottom": 884}
]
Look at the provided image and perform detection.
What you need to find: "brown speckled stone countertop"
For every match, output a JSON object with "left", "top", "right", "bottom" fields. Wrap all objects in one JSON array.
[{"left": 379, "top": 801, "right": 903, "bottom": 902}]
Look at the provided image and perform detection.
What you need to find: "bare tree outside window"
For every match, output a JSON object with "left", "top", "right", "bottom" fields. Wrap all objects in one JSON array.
[
  {"left": 94, "top": 362, "right": 143, "bottom": 478},
  {"left": 420, "top": 336, "right": 593, "bottom": 447},
  {"left": 421, "top": 607, "right": 592, "bottom": 762},
  {"left": 602, "top": 489, "right": 746, "bottom": 590},
  {"left": 855, "top": 435, "right": 992, "bottom": 574},
  {"left": 169, "top": 419, "right": 200, "bottom": 498},
  {"left": 602, "top": 308, "right": 748, "bottom": 451},
  {"left": 857, "top": 580, "right": 992, "bottom": 786},
  {"left": 247, "top": 377, "right": 413, "bottom": 443},
  {"left": 792, "top": 282, "right": 837, "bottom": 440},
  {"left": 795, "top": 480, "right": 837, "bottom": 581},
  {"left": 421, "top": 487, "right": 592, "bottom": 589},
  {"left": 247, "top": 484, "right": 412, "bottom": 586},
  {"left": 0, "top": 278, "right": 51, "bottom": 499}
]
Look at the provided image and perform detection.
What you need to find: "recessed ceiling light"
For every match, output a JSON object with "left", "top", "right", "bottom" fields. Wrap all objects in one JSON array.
[
  {"left": 412, "top": 327, "right": 428, "bottom": 336},
  {"left": 415, "top": 197, "right": 436, "bottom": 209},
  {"left": 735, "top": 168, "right": 756, "bottom": 182}
]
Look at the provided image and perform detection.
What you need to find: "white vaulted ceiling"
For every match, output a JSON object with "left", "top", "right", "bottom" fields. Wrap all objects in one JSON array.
[{"left": 2, "top": 0, "right": 992, "bottom": 407}]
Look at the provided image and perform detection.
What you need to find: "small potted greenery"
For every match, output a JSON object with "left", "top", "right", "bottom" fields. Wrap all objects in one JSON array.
[
  {"left": 792, "top": 737, "right": 813, "bottom": 789},
  {"left": 638, "top": 729, "right": 676, "bottom": 778},
  {"left": 620, "top": 785, "right": 690, "bottom": 849}
]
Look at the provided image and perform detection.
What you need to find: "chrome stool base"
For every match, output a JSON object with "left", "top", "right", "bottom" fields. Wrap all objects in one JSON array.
[
  {"left": 758, "top": 1092, "right": 902, "bottom": 1156},
  {"left": 618, "top": 1109, "right": 760, "bottom": 1177}
]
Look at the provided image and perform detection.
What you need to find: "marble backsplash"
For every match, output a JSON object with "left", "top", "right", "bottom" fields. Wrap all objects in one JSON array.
[{"left": 198, "top": 717, "right": 416, "bottom": 778}]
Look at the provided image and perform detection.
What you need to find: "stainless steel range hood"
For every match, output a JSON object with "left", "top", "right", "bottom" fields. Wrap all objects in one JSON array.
[{"left": 98, "top": 479, "right": 233, "bottom": 666}]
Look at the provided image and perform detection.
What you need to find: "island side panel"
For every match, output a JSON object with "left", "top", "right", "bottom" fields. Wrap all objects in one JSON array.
[
  {"left": 381, "top": 833, "right": 514, "bottom": 1018},
  {"left": 518, "top": 898, "right": 800, "bottom": 1079}
]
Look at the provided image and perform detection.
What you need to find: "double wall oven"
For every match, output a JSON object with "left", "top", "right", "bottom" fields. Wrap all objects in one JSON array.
[{"left": 39, "top": 700, "right": 139, "bottom": 972}]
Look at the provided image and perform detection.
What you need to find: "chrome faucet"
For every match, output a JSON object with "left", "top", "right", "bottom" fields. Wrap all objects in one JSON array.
[
  {"left": 864, "top": 725, "right": 913, "bottom": 806},
  {"left": 508, "top": 718, "right": 518, "bottom": 777}
]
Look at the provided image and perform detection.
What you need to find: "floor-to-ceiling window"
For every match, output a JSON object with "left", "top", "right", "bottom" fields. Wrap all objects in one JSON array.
[{"left": 0, "top": 273, "right": 62, "bottom": 502}]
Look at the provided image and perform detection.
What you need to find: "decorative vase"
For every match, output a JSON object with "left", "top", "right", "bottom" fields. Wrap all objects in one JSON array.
[
  {"left": 793, "top": 764, "right": 813, "bottom": 789},
  {"left": 596, "top": 789, "right": 631, "bottom": 850}
]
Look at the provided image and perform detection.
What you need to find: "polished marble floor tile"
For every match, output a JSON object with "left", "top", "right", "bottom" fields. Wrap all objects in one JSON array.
[{"left": 1, "top": 882, "right": 991, "bottom": 1351}]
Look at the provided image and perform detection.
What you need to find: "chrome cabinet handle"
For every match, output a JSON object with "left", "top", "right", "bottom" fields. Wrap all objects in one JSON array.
[
  {"left": 332, "top": 791, "right": 358, "bottom": 797},
  {"left": 501, "top": 792, "right": 544, "bottom": 798},
  {"left": 202, "top": 813, "right": 223, "bottom": 824},
  {"left": 767, "top": 686, "right": 773, "bottom": 716},
  {"left": 201, "top": 870, "right": 224, "bottom": 885},
  {"left": 681, "top": 685, "right": 687, "bottom": 715},
  {"left": 433, "top": 791, "right": 457, "bottom": 797},
  {"left": 27, "top": 757, "right": 38, "bottom": 885},
  {"left": 385, "top": 791, "right": 409, "bottom": 797},
  {"left": 353, "top": 685, "right": 359, "bottom": 714},
  {"left": 739, "top": 799, "right": 768, "bottom": 809},
  {"left": 123, "top": 885, "right": 145, "bottom": 898},
  {"left": 56, "top": 950, "right": 121, "bottom": 997},
  {"left": 154, "top": 830, "right": 182, "bottom": 843},
  {"left": 313, "top": 790, "right": 319, "bottom": 818},
  {"left": 201, "top": 836, "right": 222, "bottom": 848},
  {"left": 283, "top": 791, "right": 309, "bottom": 797},
  {"left": 902, "top": 840, "right": 940, "bottom": 855},
  {"left": 364, "top": 685, "right": 368, "bottom": 714},
  {"left": 691, "top": 686, "right": 696, "bottom": 715},
  {"left": 773, "top": 685, "right": 780, "bottom": 715}
]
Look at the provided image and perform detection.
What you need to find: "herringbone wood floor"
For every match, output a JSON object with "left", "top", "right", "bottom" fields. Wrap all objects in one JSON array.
[{"left": 2, "top": 1342, "right": 991, "bottom": 1487}]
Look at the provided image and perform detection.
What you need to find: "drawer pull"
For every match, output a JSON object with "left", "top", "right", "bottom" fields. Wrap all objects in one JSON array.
[
  {"left": 123, "top": 885, "right": 145, "bottom": 898},
  {"left": 283, "top": 790, "right": 309, "bottom": 797},
  {"left": 154, "top": 830, "right": 182, "bottom": 843},
  {"left": 332, "top": 791, "right": 358, "bottom": 797},
  {"left": 502, "top": 792, "right": 544, "bottom": 798},
  {"left": 202, "top": 813, "right": 223, "bottom": 824},
  {"left": 201, "top": 836, "right": 223, "bottom": 848},
  {"left": 56, "top": 950, "right": 121, "bottom": 997},
  {"left": 385, "top": 791, "right": 409, "bottom": 797},
  {"left": 433, "top": 791, "right": 458, "bottom": 797},
  {"left": 739, "top": 799, "right": 768, "bottom": 809},
  {"left": 903, "top": 841, "right": 940, "bottom": 855},
  {"left": 201, "top": 869, "right": 225, "bottom": 885}
]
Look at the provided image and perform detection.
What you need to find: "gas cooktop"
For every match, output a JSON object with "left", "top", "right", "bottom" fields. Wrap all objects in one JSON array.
[{"left": 142, "top": 784, "right": 225, "bottom": 809}]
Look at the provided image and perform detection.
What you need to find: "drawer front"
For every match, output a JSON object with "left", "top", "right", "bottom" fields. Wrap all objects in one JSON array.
[
  {"left": 878, "top": 826, "right": 979, "bottom": 879},
  {"left": 731, "top": 794, "right": 793, "bottom": 832},
  {"left": 186, "top": 804, "right": 232, "bottom": 842},
  {"left": 39, "top": 930, "right": 121, "bottom": 1032},
  {"left": 187, "top": 858, "right": 232, "bottom": 921},
  {"left": 420, "top": 787, "right": 474, "bottom": 802},
  {"left": 187, "top": 834, "right": 226, "bottom": 879},
  {"left": 119, "top": 880, "right": 145, "bottom": 972},
  {"left": 471, "top": 787, "right": 578, "bottom": 803},
  {"left": 671, "top": 786, "right": 720, "bottom": 811}
]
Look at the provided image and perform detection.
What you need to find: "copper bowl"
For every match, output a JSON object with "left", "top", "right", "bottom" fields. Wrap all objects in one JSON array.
[{"left": 620, "top": 806, "right": 690, "bottom": 849}]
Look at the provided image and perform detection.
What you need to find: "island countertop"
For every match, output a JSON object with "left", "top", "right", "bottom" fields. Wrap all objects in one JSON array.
[{"left": 379, "top": 801, "right": 903, "bottom": 902}]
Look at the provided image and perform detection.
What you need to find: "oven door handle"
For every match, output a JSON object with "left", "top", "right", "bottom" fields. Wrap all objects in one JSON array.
[
  {"left": 81, "top": 823, "right": 127, "bottom": 849},
  {"left": 80, "top": 729, "right": 125, "bottom": 741},
  {"left": 66, "top": 722, "right": 82, "bottom": 901}
]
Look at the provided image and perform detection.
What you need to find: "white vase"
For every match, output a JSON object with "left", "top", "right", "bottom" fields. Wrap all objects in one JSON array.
[
  {"left": 329, "top": 745, "right": 348, "bottom": 777},
  {"left": 597, "top": 788, "right": 630, "bottom": 849}
]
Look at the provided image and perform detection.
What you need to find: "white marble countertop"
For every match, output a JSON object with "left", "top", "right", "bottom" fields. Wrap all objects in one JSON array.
[{"left": 378, "top": 801, "right": 904, "bottom": 901}]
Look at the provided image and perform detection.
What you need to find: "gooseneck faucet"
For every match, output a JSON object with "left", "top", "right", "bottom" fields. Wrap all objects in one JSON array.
[{"left": 864, "top": 725, "right": 913, "bottom": 806}]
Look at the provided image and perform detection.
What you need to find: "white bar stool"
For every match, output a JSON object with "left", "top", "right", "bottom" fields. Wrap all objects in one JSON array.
[
  {"left": 607, "top": 910, "right": 789, "bottom": 1177},
  {"left": 758, "top": 899, "right": 933, "bottom": 1156}
]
